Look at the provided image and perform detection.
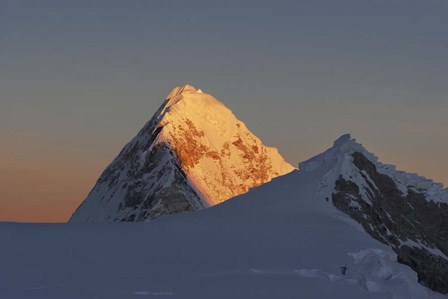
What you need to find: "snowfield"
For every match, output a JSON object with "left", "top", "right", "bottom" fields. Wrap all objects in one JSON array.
[{"left": 1, "top": 165, "right": 445, "bottom": 298}]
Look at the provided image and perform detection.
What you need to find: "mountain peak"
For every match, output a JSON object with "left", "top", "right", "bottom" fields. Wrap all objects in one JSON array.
[
  {"left": 300, "top": 134, "right": 448, "bottom": 204},
  {"left": 299, "top": 134, "right": 371, "bottom": 174},
  {"left": 70, "top": 86, "right": 294, "bottom": 222},
  {"left": 331, "top": 134, "right": 368, "bottom": 155},
  {"left": 333, "top": 133, "right": 352, "bottom": 147},
  {"left": 166, "top": 84, "right": 199, "bottom": 99}
]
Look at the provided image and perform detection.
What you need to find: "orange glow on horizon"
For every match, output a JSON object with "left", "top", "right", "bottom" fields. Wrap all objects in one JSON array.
[
  {"left": 1, "top": 126, "right": 448, "bottom": 223},
  {"left": 1, "top": 154, "right": 447, "bottom": 223},
  {"left": 0, "top": 160, "right": 104, "bottom": 223}
]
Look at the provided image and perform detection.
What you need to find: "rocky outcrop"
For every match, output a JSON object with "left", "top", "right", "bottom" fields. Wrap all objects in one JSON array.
[{"left": 332, "top": 152, "right": 448, "bottom": 294}]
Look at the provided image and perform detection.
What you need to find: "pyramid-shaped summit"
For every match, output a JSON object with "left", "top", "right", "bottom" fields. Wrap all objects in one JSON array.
[{"left": 70, "top": 84, "right": 295, "bottom": 222}]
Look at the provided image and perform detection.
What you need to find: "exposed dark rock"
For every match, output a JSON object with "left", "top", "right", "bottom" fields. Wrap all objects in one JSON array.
[
  {"left": 332, "top": 152, "right": 448, "bottom": 294},
  {"left": 111, "top": 144, "right": 202, "bottom": 221}
]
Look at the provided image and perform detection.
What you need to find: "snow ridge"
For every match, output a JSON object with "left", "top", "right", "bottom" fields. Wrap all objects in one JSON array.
[
  {"left": 300, "top": 134, "right": 448, "bottom": 293},
  {"left": 300, "top": 134, "right": 448, "bottom": 204}
]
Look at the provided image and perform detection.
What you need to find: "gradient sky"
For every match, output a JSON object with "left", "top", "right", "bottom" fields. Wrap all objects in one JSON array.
[{"left": 1, "top": 0, "right": 447, "bottom": 222}]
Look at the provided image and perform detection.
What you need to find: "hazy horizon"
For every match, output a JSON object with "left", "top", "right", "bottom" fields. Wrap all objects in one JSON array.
[{"left": 2, "top": 0, "right": 448, "bottom": 222}]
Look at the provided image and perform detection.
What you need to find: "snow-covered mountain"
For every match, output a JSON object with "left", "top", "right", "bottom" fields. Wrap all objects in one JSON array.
[
  {"left": 298, "top": 134, "right": 448, "bottom": 294},
  {"left": 65, "top": 85, "right": 447, "bottom": 295},
  {"left": 2, "top": 134, "right": 446, "bottom": 298},
  {"left": 69, "top": 84, "right": 294, "bottom": 222}
]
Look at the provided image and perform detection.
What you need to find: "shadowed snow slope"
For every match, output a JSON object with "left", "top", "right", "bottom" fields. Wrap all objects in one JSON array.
[
  {"left": 1, "top": 138, "right": 444, "bottom": 298},
  {"left": 69, "top": 84, "right": 294, "bottom": 222}
]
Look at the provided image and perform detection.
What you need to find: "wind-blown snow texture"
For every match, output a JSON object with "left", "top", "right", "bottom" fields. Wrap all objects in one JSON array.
[
  {"left": 1, "top": 159, "right": 444, "bottom": 298},
  {"left": 70, "top": 84, "right": 294, "bottom": 222}
]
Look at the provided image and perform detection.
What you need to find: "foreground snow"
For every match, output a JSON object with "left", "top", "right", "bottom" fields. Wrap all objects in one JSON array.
[{"left": 1, "top": 167, "right": 444, "bottom": 298}]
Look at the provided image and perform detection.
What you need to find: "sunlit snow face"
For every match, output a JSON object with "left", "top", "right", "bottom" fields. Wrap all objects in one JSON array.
[{"left": 67, "top": 85, "right": 295, "bottom": 222}]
